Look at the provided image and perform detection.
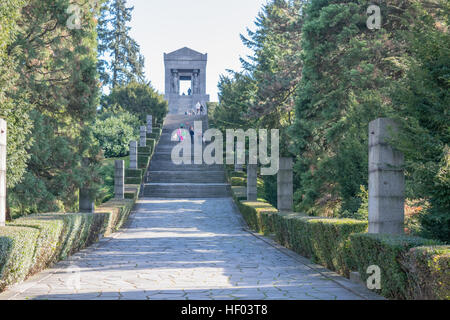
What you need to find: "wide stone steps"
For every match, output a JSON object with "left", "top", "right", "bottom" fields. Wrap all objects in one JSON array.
[
  {"left": 143, "top": 183, "right": 231, "bottom": 198},
  {"left": 142, "top": 114, "right": 230, "bottom": 199},
  {"left": 147, "top": 171, "right": 226, "bottom": 183}
]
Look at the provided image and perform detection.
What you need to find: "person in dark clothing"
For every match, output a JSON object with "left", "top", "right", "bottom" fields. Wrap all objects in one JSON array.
[
  {"left": 200, "top": 104, "right": 204, "bottom": 115},
  {"left": 189, "top": 126, "right": 195, "bottom": 144}
]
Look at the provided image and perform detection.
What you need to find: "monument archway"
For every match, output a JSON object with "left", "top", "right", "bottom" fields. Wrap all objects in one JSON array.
[{"left": 164, "top": 47, "right": 210, "bottom": 114}]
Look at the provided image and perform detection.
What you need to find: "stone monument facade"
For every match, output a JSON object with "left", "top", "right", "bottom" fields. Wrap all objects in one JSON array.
[{"left": 164, "top": 47, "right": 210, "bottom": 114}]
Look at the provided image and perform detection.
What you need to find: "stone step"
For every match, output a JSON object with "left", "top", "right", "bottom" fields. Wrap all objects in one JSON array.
[
  {"left": 143, "top": 183, "right": 231, "bottom": 198},
  {"left": 147, "top": 171, "right": 226, "bottom": 183},
  {"left": 149, "top": 161, "right": 224, "bottom": 172}
]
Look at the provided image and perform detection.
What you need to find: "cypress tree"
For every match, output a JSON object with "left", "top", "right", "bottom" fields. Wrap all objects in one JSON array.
[{"left": 97, "top": 0, "right": 145, "bottom": 89}]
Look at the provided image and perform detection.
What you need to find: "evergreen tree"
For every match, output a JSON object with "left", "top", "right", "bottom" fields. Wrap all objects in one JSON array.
[
  {"left": 0, "top": 0, "right": 33, "bottom": 189},
  {"left": 7, "top": 0, "right": 102, "bottom": 214},
  {"left": 97, "top": 0, "right": 145, "bottom": 88},
  {"left": 104, "top": 81, "right": 168, "bottom": 123}
]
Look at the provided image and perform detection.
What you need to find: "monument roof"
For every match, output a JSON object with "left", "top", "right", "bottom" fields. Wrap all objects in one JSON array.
[{"left": 164, "top": 47, "right": 207, "bottom": 61}]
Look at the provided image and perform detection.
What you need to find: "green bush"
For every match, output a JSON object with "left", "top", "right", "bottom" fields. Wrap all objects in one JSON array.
[
  {"left": 231, "top": 177, "right": 246, "bottom": 187},
  {"left": 10, "top": 217, "right": 65, "bottom": 275},
  {"left": 147, "top": 132, "right": 160, "bottom": 140},
  {"left": 146, "top": 139, "right": 156, "bottom": 151},
  {"left": 236, "top": 201, "right": 367, "bottom": 276},
  {"left": 125, "top": 177, "right": 141, "bottom": 185},
  {"left": 93, "top": 106, "right": 139, "bottom": 158},
  {"left": 402, "top": 245, "right": 450, "bottom": 300},
  {"left": 350, "top": 233, "right": 440, "bottom": 299},
  {"left": 138, "top": 146, "right": 152, "bottom": 154},
  {"left": 125, "top": 169, "right": 143, "bottom": 179},
  {"left": 237, "top": 201, "right": 278, "bottom": 234},
  {"left": 96, "top": 199, "right": 134, "bottom": 236},
  {"left": 138, "top": 155, "right": 150, "bottom": 169},
  {"left": 0, "top": 226, "right": 39, "bottom": 291}
]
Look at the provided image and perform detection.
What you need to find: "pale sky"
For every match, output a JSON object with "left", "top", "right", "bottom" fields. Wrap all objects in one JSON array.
[{"left": 127, "top": 0, "right": 268, "bottom": 101}]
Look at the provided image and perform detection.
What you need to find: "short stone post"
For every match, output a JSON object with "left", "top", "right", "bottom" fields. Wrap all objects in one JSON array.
[
  {"left": 147, "top": 115, "right": 153, "bottom": 134},
  {"left": 140, "top": 126, "right": 147, "bottom": 147},
  {"left": 369, "top": 118, "right": 405, "bottom": 234},
  {"left": 130, "top": 141, "right": 138, "bottom": 170},
  {"left": 79, "top": 188, "right": 94, "bottom": 213},
  {"left": 278, "top": 158, "right": 293, "bottom": 212},
  {"left": 0, "top": 119, "right": 6, "bottom": 227},
  {"left": 247, "top": 164, "right": 257, "bottom": 201},
  {"left": 114, "top": 160, "right": 125, "bottom": 200}
]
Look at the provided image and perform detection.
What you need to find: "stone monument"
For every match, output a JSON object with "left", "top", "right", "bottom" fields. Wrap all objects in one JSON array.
[{"left": 164, "top": 47, "right": 210, "bottom": 114}]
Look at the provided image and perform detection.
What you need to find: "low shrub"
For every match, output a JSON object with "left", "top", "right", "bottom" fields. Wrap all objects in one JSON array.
[
  {"left": 125, "top": 169, "right": 143, "bottom": 178},
  {"left": 125, "top": 177, "right": 141, "bottom": 185},
  {"left": 402, "top": 245, "right": 450, "bottom": 300},
  {"left": 138, "top": 155, "right": 150, "bottom": 169},
  {"left": 0, "top": 226, "right": 39, "bottom": 291},
  {"left": 238, "top": 201, "right": 278, "bottom": 234},
  {"left": 350, "top": 233, "right": 440, "bottom": 299},
  {"left": 231, "top": 177, "right": 246, "bottom": 187},
  {"left": 146, "top": 139, "right": 156, "bottom": 151},
  {"left": 237, "top": 201, "right": 367, "bottom": 276},
  {"left": 95, "top": 199, "right": 134, "bottom": 236},
  {"left": 138, "top": 146, "right": 152, "bottom": 154},
  {"left": 10, "top": 217, "right": 65, "bottom": 275}
]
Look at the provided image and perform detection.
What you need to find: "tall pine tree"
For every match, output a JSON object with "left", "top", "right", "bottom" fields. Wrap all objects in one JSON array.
[{"left": 98, "top": 0, "right": 145, "bottom": 89}]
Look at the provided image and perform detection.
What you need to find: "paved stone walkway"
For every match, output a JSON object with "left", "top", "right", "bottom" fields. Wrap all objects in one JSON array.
[{"left": 1, "top": 198, "right": 378, "bottom": 300}]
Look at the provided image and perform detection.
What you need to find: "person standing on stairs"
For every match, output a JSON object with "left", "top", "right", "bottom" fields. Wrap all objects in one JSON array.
[{"left": 189, "top": 126, "right": 195, "bottom": 144}]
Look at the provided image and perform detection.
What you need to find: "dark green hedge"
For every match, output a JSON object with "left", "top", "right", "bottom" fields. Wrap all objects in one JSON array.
[
  {"left": 138, "top": 146, "right": 152, "bottom": 154},
  {"left": 402, "top": 246, "right": 449, "bottom": 300},
  {"left": 236, "top": 200, "right": 367, "bottom": 276},
  {"left": 350, "top": 233, "right": 441, "bottom": 299},
  {"left": 125, "top": 177, "right": 141, "bottom": 185},
  {"left": 0, "top": 117, "right": 157, "bottom": 293},
  {"left": 0, "top": 212, "right": 108, "bottom": 292},
  {"left": 125, "top": 169, "right": 143, "bottom": 178},
  {"left": 0, "top": 227, "right": 39, "bottom": 291},
  {"left": 231, "top": 177, "right": 246, "bottom": 187},
  {"left": 138, "top": 154, "right": 150, "bottom": 169}
]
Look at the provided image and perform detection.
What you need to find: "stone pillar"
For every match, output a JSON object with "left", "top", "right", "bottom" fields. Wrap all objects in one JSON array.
[
  {"left": 140, "top": 126, "right": 147, "bottom": 147},
  {"left": 147, "top": 115, "right": 153, "bottom": 134},
  {"left": 114, "top": 160, "right": 125, "bottom": 200},
  {"left": 247, "top": 164, "right": 257, "bottom": 201},
  {"left": 278, "top": 158, "right": 293, "bottom": 212},
  {"left": 130, "top": 141, "right": 138, "bottom": 170},
  {"left": 0, "top": 119, "right": 6, "bottom": 227},
  {"left": 79, "top": 188, "right": 94, "bottom": 213},
  {"left": 369, "top": 118, "right": 405, "bottom": 234}
]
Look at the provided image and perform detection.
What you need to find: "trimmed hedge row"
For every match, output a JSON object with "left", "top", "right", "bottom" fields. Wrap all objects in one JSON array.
[
  {"left": 0, "top": 116, "right": 166, "bottom": 293},
  {"left": 233, "top": 197, "right": 449, "bottom": 300},
  {"left": 350, "top": 233, "right": 444, "bottom": 299},
  {"left": 403, "top": 245, "right": 450, "bottom": 300},
  {"left": 236, "top": 200, "right": 366, "bottom": 276},
  {"left": 0, "top": 212, "right": 108, "bottom": 292}
]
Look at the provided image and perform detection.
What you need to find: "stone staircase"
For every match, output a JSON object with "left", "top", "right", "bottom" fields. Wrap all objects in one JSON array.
[{"left": 142, "top": 114, "right": 231, "bottom": 198}]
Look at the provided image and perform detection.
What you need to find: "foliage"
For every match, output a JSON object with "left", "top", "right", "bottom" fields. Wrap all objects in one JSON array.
[
  {"left": 0, "top": 226, "right": 39, "bottom": 291},
  {"left": 390, "top": 0, "right": 450, "bottom": 242},
  {"left": 93, "top": 106, "right": 139, "bottom": 158},
  {"left": 0, "top": 0, "right": 33, "bottom": 189},
  {"left": 402, "top": 246, "right": 450, "bottom": 300},
  {"left": 1, "top": 193, "right": 137, "bottom": 293},
  {"left": 97, "top": 0, "right": 145, "bottom": 88},
  {"left": 7, "top": 0, "right": 103, "bottom": 216},
  {"left": 350, "top": 233, "right": 441, "bottom": 299},
  {"left": 103, "top": 81, "right": 168, "bottom": 123},
  {"left": 236, "top": 199, "right": 368, "bottom": 276}
]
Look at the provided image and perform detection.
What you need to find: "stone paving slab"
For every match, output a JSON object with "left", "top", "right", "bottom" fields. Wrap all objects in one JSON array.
[{"left": 0, "top": 198, "right": 382, "bottom": 300}]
